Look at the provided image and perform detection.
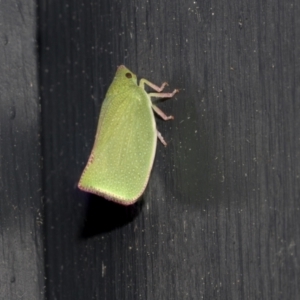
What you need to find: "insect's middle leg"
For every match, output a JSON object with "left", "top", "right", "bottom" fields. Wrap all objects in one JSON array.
[
  {"left": 148, "top": 89, "right": 179, "bottom": 100},
  {"left": 152, "top": 105, "right": 174, "bottom": 120}
]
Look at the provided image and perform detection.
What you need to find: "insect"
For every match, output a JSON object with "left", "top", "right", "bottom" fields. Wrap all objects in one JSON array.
[{"left": 78, "top": 65, "right": 178, "bottom": 205}]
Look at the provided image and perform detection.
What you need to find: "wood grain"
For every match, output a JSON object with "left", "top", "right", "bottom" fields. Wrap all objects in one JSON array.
[
  {"left": 0, "top": 0, "right": 295, "bottom": 299},
  {"left": 0, "top": 1, "right": 44, "bottom": 299}
]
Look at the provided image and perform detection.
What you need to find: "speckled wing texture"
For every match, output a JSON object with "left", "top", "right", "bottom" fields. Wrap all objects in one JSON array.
[{"left": 78, "top": 66, "right": 157, "bottom": 205}]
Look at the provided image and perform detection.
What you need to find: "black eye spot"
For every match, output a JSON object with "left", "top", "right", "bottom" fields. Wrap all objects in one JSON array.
[{"left": 125, "top": 72, "right": 132, "bottom": 78}]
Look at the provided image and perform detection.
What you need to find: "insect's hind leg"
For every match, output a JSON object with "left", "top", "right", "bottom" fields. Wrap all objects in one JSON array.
[{"left": 157, "top": 130, "right": 168, "bottom": 147}]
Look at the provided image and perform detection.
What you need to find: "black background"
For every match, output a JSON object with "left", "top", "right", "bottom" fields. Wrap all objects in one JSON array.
[{"left": 1, "top": 0, "right": 300, "bottom": 299}]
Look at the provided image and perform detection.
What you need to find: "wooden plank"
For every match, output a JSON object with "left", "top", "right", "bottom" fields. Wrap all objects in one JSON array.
[
  {"left": 0, "top": 1, "right": 44, "bottom": 299},
  {"left": 39, "top": 0, "right": 300, "bottom": 299}
]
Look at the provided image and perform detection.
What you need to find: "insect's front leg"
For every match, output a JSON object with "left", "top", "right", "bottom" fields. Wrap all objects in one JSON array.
[{"left": 139, "top": 79, "right": 168, "bottom": 92}]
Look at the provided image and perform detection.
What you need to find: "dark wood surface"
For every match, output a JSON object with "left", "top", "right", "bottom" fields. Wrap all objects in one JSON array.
[
  {"left": 1, "top": 0, "right": 299, "bottom": 299},
  {"left": 0, "top": 1, "right": 44, "bottom": 299}
]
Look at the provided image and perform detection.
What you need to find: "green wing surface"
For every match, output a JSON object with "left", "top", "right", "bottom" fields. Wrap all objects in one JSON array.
[{"left": 79, "top": 86, "right": 157, "bottom": 205}]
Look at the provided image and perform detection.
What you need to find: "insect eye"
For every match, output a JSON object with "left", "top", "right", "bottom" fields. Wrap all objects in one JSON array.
[{"left": 125, "top": 72, "right": 132, "bottom": 78}]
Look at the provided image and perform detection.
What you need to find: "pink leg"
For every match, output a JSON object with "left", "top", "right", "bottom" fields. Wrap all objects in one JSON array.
[
  {"left": 139, "top": 79, "right": 168, "bottom": 92},
  {"left": 148, "top": 89, "right": 179, "bottom": 99},
  {"left": 152, "top": 105, "right": 174, "bottom": 120},
  {"left": 157, "top": 130, "right": 167, "bottom": 146}
]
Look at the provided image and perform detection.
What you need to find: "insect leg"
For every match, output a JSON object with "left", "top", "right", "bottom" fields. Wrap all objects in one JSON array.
[
  {"left": 152, "top": 105, "right": 174, "bottom": 120},
  {"left": 157, "top": 130, "right": 167, "bottom": 147},
  {"left": 148, "top": 89, "right": 179, "bottom": 99},
  {"left": 139, "top": 79, "right": 168, "bottom": 92}
]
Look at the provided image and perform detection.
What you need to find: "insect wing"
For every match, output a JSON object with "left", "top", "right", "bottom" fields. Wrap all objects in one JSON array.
[{"left": 79, "top": 88, "right": 157, "bottom": 205}]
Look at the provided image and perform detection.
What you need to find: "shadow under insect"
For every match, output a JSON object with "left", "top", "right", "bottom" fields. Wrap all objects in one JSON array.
[{"left": 80, "top": 193, "right": 144, "bottom": 238}]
